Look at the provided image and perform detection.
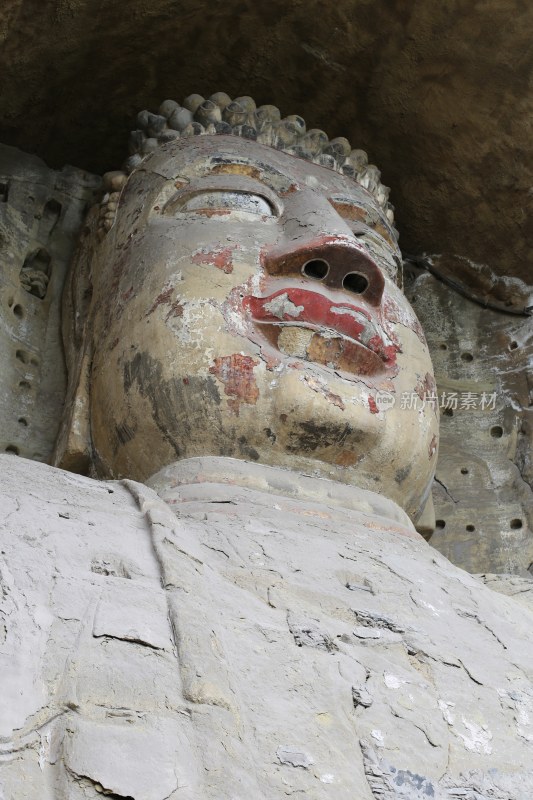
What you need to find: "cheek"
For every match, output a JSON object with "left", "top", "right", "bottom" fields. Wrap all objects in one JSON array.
[
  {"left": 378, "top": 286, "right": 435, "bottom": 397},
  {"left": 391, "top": 324, "right": 435, "bottom": 391}
]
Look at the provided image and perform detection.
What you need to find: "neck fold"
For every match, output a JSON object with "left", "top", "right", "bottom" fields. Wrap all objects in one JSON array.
[{"left": 146, "top": 456, "right": 418, "bottom": 534}]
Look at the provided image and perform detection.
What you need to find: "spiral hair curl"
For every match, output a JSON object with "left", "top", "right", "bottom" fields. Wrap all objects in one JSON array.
[{"left": 98, "top": 92, "right": 394, "bottom": 239}]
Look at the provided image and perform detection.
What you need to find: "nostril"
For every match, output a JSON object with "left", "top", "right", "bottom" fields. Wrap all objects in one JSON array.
[
  {"left": 343, "top": 272, "right": 369, "bottom": 294},
  {"left": 302, "top": 259, "right": 329, "bottom": 280}
]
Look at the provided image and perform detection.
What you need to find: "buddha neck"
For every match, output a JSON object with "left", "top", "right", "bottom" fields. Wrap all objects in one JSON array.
[{"left": 146, "top": 456, "right": 420, "bottom": 537}]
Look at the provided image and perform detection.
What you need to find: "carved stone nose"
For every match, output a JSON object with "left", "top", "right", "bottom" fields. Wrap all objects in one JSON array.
[{"left": 263, "top": 238, "right": 385, "bottom": 306}]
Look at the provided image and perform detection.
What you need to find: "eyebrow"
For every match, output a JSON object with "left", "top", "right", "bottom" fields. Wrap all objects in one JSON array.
[
  {"left": 328, "top": 198, "right": 399, "bottom": 250},
  {"left": 208, "top": 162, "right": 264, "bottom": 180},
  {"left": 193, "top": 159, "right": 295, "bottom": 198},
  {"left": 206, "top": 155, "right": 298, "bottom": 193},
  {"left": 208, "top": 154, "right": 288, "bottom": 179}
]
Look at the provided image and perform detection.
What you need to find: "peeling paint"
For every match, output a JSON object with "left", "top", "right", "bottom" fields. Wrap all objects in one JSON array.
[
  {"left": 371, "top": 729, "right": 385, "bottom": 745},
  {"left": 263, "top": 293, "right": 304, "bottom": 320},
  {"left": 192, "top": 245, "right": 236, "bottom": 274},
  {"left": 384, "top": 673, "right": 403, "bottom": 689},
  {"left": 415, "top": 372, "right": 437, "bottom": 402},
  {"left": 303, "top": 375, "right": 345, "bottom": 410},
  {"left": 209, "top": 354, "right": 260, "bottom": 415}
]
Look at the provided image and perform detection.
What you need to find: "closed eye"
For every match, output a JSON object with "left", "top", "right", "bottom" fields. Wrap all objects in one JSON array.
[{"left": 169, "top": 190, "right": 275, "bottom": 216}]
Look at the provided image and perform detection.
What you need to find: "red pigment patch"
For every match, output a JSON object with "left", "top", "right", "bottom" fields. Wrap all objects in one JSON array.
[
  {"left": 209, "top": 354, "right": 260, "bottom": 415},
  {"left": 145, "top": 286, "right": 183, "bottom": 320},
  {"left": 326, "top": 392, "right": 344, "bottom": 409},
  {"left": 192, "top": 245, "right": 236, "bottom": 274},
  {"left": 246, "top": 288, "right": 397, "bottom": 368},
  {"left": 368, "top": 336, "right": 400, "bottom": 363},
  {"left": 146, "top": 286, "right": 174, "bottom": 316},
  {"left": 166, "top": 301, "right": 183, "bottom": 320},
  {"left": 335, "top": 451, "right": 360, "bottom": 467},
  {"left": 196, "top": 208, "right": 232, "bottom": 218},
  {"left": 279, "top": 183, "right": 299, "bottom": 196},
  {"left": 364, "top": 520, "right": 422, "bottom": 541},
  {"left": 428, "top": 434, "right": 438, "bottom": 459},
  {"left": 368, "top": 396, "right": 378, "bottom": 414},
  {"left": 263, "top": 353, "right": 281, "bottom": 371}
]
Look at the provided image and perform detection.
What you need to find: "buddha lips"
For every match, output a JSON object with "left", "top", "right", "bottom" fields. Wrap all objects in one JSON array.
[{"left": 245, "top": 288, "right": 399, "bottom": 374}]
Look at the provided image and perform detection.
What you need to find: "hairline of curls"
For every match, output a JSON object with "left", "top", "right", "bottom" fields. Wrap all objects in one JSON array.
[{"left": 99, "top": 92, "right": 396, "bottom": 238}]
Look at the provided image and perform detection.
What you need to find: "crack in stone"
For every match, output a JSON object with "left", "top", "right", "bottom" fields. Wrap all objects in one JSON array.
[
  {"left": 67, "top": 767, "right": 135, "bottom": 799},
  {"left": 201, "top": 542, "right": 230, "bottom": 559},
  {"left": 390, "top": 708, "right": 439, "bottom": 749},
  {"left": 352, "top": 608, "right": 406, "bottom": 634},
  {"left": 93, "top": 633, "right": 163, "bottom": 650},
  {"left": 434, "top": 476, "right": 458, "bottom": 505}
]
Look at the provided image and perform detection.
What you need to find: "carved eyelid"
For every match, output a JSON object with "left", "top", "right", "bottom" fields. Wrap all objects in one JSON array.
[
  {"left": 162, "top": 175, "right": 283, "bottom": 217},
  {"left": 328, "top": 197, "right": 397, "bottom": 249}
]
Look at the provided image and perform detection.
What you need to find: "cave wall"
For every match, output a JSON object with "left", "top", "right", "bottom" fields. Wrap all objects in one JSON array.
[
  {"left": 406, "top": 267, "right": 533, "bottom": 575},
  {"left": 0, "top": 145, "right": 100, "bottom": 462}
]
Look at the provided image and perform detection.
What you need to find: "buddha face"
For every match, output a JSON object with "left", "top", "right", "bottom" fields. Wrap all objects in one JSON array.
[{"left": 87, "top": 136, "right": 438, "bottom": 517}]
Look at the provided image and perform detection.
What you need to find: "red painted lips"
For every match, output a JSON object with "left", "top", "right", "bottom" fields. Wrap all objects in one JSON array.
[{"left": 245, "top": 288, "right": 397, "bottom": 365}]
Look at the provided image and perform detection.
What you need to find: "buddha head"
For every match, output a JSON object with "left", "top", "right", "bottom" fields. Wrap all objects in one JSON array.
[{"left": 55, "top": 93, "right": 438, "bottom": 520}]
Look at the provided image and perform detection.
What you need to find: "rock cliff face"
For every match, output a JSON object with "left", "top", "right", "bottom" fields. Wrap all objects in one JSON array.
[
  {"left": 0, "top": 0, "right": 532, "bottom": 288},
  {"left": 0, "top": 145, "right": 100, "bottom": 464},
  {"left": 406, "top": 266, "right": 533, "bottom": 575}
]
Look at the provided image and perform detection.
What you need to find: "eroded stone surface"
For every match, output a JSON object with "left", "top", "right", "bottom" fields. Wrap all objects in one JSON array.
[
  {"left": 406, "top": 266, "right": 533, "bottom": 574},
  {"left": 1, "top": 454, "right": 533, "bottom": 798}
]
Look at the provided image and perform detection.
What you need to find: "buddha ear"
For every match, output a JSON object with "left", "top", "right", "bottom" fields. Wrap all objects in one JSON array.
[{"left": 52, "top": 206, "right": 100, "bottom": 474}]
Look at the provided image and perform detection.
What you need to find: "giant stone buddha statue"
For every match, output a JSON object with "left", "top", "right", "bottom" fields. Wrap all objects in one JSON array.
[{"left": 1, "top": 93, "right": 533, "bottom": 800}]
